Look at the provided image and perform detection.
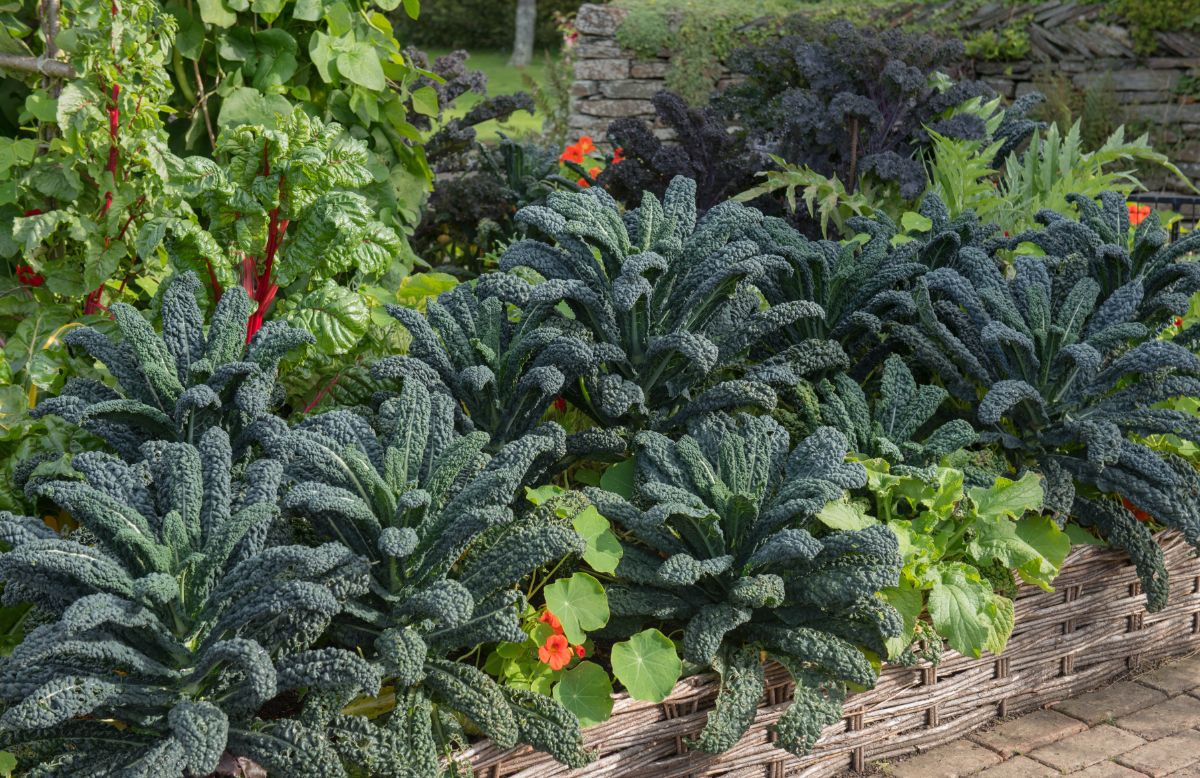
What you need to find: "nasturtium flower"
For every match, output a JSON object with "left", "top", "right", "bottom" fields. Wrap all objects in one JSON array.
[
  {"left": 540, "top": 634, "right": 574, "bottom": 670},
  {"left": 1128, "top": 202, "right": 1152, "bottom": 226}
]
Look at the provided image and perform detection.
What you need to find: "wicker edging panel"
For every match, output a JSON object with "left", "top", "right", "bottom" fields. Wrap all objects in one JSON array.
[{"left": 462, "top": 531, "right": 1200, "bottom": 777}]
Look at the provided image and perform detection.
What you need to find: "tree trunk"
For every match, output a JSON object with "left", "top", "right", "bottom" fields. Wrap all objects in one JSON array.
[{"left": 509, "top": 0, "right": 536, "bottom": 67}]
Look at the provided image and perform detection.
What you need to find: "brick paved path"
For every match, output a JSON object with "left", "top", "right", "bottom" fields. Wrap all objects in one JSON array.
[{"left": 881, "top": 654, "right": 1200, "bottom": 778}]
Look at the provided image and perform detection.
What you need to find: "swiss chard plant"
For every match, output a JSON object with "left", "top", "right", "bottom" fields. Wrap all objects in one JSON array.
[
  {"left": 0, "top": 430, "right": 379, "bottom": 776},
  {"left": 271, "top": 378, "right": 591, "bottom": 771},
  {"left": 588, "top": 412, "right": 902, "bottom": 756}
]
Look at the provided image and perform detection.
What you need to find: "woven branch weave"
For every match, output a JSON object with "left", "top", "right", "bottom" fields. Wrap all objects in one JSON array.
[{"left": 462, "top": 531, "right": 1200, "bottom": 777}]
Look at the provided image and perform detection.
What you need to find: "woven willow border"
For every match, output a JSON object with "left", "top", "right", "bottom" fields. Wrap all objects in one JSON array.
[{"left": 461, "top": 530, "right": 1200, "bottom": 777}]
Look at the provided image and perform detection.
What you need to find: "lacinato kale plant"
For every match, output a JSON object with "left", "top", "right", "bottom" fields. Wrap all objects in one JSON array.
[
  {"left": 271, "top": 378, "right": 590, "bottom": 771},
  {"left": 0, "top": 431, "right": 378, "bottom": 776},
  {"left": 890, "top": 234, "right": 1200, "bottom": 610},
  {"left": 32, "top": 272, "right": 312, "bottom": 465},
  {"left": 588, "top": 413, "right": 901, "bottom": 755},
  {"left": 375, "top": 278, "right": 585, "bottom": 457},
  {"left": 495, "top": 176, "right": 843, "bottom": 454},
  {"left": 788, "top": 355, "right": 978, "bottom": 470}
]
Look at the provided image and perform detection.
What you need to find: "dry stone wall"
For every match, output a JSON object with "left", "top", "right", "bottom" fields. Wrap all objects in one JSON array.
[{"left": 569, "top": 2, "right": 1200, "bottom": 189}]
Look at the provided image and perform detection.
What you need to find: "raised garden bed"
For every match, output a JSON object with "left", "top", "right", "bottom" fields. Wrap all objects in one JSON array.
[{"left": 463, "top": 530, "right": 1200, "bottom": 777}]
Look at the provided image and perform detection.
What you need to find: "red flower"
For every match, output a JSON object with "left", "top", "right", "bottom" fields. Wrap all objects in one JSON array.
[
  {"left": 15, "top": 264, "right": 44, "bottom": 287},
  {"left": 22, "top": 209, "right": 42, "bottom": 217},
  {"left": 577, "top": 177, "right": 589, "bottom": 188},
  {"left": 588, "top": 166, "right": 601, "bottom": 179},
  {"left": 560, "top": 144, "right": 584, "bottom": 164},
  {"left": 553, "top": 396, "right": 567, "bottom": 412},
  {"left": 575, "top": 644, "right": 586, "bottom": 658},
  {"left": 539, "top": 610, "right": 564, "bottom": 634},
  {"left": 538, "top": 634, "right": 574, "bottom": 670},
  {"left": 1121, "top": 496, "right": 1152, "bottom": 522},
  {"left": 1176, "top": 317, "right": 1185, "bottom": 328},
  {"left": 577, "top": 135, "right": 596, "bottom": 155},
  {"left": 1128, "top": 203, "right": 1152, "bottom": 226},
  {"left": 612, "top": 147, "right": 625, "bottom": 164}
]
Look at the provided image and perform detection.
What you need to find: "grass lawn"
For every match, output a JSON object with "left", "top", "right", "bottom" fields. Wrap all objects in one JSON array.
[{"left": 425, "top": 48, "right": 554, "bottom": 141}]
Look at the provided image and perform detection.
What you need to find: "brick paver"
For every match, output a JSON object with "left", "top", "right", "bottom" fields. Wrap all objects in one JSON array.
[
  {"left": 1138, "top": 655, "right": 1200, "bottom": 696},
  {"left": 971, "top": 709, "right": 1088, "bottom": 757},
  {"left": 1115, "top": 692, "right": 1200, "bottom": 740},
  {"left": 974, "top": 755, "right": 1059, "bottom": 777},
  {"left": 1116, "top": 730, "right": 1200, "bottom": 777},
  {"left": 887, "top": 740, "right": 1002, "bottom": 778},
  {"left": 882, "top": 655, "right": 1200, "bottom": 778},
  {"left": 1054, "top": 681, "right": 1168, "bottom": 725},
  {"left": 1027, "top": 724, "right": 1146, "bottom": 772}
]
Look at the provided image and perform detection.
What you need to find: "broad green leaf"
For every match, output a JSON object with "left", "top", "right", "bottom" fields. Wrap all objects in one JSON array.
[
  {"left": 525, "top": 484, "right": 567, "bottom": 507},
  {"left": 900, "top": 211, "right": 933, "bottom": 233},
  {"left": 337, "top": 41, "right": 386, "bottom": 91},
  {"left": 968, "top": 471, "right": 1043, "bottom": 521},
  {"left": 411, "top": 86, "right": 439, "bottom": 118},
  {"left": 308, "top": 32, "right": 335, "bottom": 83},
  {"left": 197, "top": 0, "right": 237, "bottom": 26},
  {"left": 981, "top": 595, "right": 1015, "bottom": 655},
  {"left": 816, "top": 499, "right": 877, "bottom": 531},
  {"left": 217, "top": 87, "right": 291, "bottom": 127},
  {"left": 394, "top": 272, "right": 458, "bottom": 312},
  {"left": 1064, "top": 523, "right": 1106, "bottom": 547},
  {"left": 611, "top": 628, "right": 681, "bottom": 703},
  {"left": 0, "top": 749, "right": 15, "bottom": 777},
  {"left": 286, "top": 280, "right": 370, "bottom": 355},
  {"left": 293, "top": 0, "right": 323, "bottom": 20},
  {"left": 402, "top": 0, "right": 419, "bottom": 19},
  {"left": 543, "top": 572, "right": 608, "bottom": 644},
  {"left": 881, "top": 578, "right": 923, "bottom": 659},
  {"left": 928, "top": 563, "right": 993, "bottom": 658},
  {"left": 600, "top": 458, "right": 634, "bottom": 499},
  {"left": 572, "top": 506, "right": 623, "bottom": 574},
  {"left": 1013, "top": 514, "right": 1070, "bottom": 589},
  {"left": 553, "top": 661, "right": 613, "bottom": 728}
]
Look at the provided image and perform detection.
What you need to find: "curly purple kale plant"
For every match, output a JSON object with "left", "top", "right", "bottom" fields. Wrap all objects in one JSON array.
[{"left": 715, "top": 18, "right": 996, "bottom": 200}]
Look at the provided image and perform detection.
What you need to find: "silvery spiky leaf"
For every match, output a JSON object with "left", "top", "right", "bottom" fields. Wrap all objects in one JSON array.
[{"left": 588, "top": 412, "right": 901, "bottom": 756}]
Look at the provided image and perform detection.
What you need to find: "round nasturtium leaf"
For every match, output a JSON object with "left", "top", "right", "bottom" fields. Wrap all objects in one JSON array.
[
  {"left": 543, "top": 572, "right": 609, "bottom": 645},
  {"left": 553, "top": 661, "right": 614, "bottom": 728},
  {"left": 611, "top": 628, "right": 682, "bottom": 703}
]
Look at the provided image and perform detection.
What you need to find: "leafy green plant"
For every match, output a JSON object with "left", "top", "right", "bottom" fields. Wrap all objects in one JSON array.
[
  {"left": 375, "top": 277, "right": 584, "bottom": 457},
  {"left": 788, "top": 355, "right": 977, "bottom": 470},
  {"left": 497, "top": 176, "right": 837, "bottom": 453},
  {"left": 0, "top": 431, "right": 379, "bottom": 775},
  {"left": 3, "top": 0, "right": 176, "bottom": 315},
  {"left": 273, "top": 378, "right": 591, "bottom": 771},
  {"left": 890, "top": 207, "right": 1200, "bottom": 610},
  {"left": 588, "top": 413, "right": 902, "bottom": 755},
  {"left": 841, "top": 463, "right": 1065, "bottom": 659},
  {"left": 32, "top": 272, "right": 311, "bottom": 465}
]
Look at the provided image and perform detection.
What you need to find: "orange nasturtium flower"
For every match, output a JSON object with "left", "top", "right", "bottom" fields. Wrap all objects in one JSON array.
[
  {"left": 1122, "top": 496, "right": 1152, "bottom": 522},
  {"left": 577, "top": 135, "right": 596, "bottom": 154},
  {"left": 1128, "top": 203, "right": 1152, "bottom": 226},
  {"left": 612, "top": 146, "right": 625, "bottom": 164},
  {"left": 539, "top": 610, "right": 563, "bottom": 633},
  {"left": 539, "top": 634, "right": 574, "bottom": 670},
  {"left": 560, "top": 144, "right": 584, "bottom": 164}
]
